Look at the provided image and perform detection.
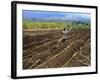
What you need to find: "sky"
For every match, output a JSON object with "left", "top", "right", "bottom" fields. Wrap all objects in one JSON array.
[{"left": 22, "top": 10, "right": 91, "bottom": 20}]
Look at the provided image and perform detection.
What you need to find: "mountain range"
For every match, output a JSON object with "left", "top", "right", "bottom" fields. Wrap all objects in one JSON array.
[{"left": 23, "top": 13, "right": 90, "bottom": 23}]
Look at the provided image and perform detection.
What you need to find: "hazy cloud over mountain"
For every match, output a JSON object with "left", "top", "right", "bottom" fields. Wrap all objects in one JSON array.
[{"left": 23, "top": 10, "right": 91, "bottom": 22}]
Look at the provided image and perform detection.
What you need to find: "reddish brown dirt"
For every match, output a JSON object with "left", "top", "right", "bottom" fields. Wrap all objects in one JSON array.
[{"left": 23, "top": 29, "right": 90, "bottom": 69}]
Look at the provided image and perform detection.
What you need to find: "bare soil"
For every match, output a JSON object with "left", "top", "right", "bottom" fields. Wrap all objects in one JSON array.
[{"left": 23, "top": 29, "right": 91, "bottom": 69}]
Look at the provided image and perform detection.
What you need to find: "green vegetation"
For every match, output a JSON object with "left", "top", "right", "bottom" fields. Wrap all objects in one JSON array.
[{"left": 23, "top": 21, "right": 90, "bottom": 30}]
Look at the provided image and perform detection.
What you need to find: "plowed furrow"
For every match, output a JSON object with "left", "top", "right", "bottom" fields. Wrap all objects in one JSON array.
[
  {"left": 23, "top": 30, "right": 86, "bottom": 58},
  {"left": 34, "top": 33, "right": 89, "bottom": 69},
  {"left": 23, "top": 29, "right": 90, "bottom": 69},
  {"left": 62, "top": 38, "right": 90, "bottom": 67},
  {"left": 23, "top": 39, "right": 58, "bottom": 59},
  {"left": 23, "top": 31, "right": 86, "bottom": 69},
  {"left": 35, "top": 40, "right": 85, "bottom": 68}
]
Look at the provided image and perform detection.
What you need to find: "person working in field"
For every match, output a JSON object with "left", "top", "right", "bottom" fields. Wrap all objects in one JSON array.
[{"left": 57, "top": 26, "right": 72, "bottom": 44}]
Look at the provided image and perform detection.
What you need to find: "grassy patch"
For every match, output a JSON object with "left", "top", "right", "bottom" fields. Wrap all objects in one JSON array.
[{"left": 23, "top": 21, "right": 90, "bottom": 30}]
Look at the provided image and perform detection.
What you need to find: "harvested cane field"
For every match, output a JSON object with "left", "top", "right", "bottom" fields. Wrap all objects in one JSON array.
[{"left": 23, "top": 29, "right": 91, "bottom": 69}]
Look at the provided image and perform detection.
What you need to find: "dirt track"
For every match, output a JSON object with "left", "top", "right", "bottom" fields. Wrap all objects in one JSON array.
[{"left": 23, "top": 29, "right": 91, "bottom": 69}]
